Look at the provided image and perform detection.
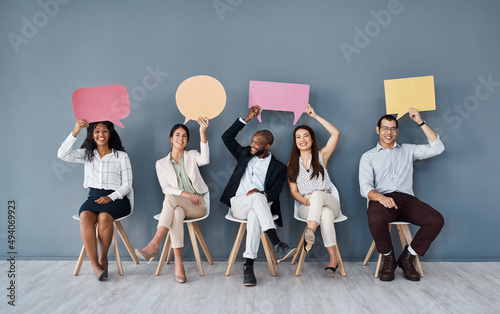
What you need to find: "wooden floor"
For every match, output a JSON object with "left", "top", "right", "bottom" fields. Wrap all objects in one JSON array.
[{"left": 1, "top": 260, "right": 499, "bottom": 313}]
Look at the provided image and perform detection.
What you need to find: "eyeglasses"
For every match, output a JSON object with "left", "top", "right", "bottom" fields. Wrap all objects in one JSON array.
[{"left": 380, "top": 126, "right": 397, "bottom": 133}]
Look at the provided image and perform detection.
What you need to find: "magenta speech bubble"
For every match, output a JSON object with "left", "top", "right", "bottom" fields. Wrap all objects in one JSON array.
[
  {"left": 249, "top": 81, "right": 310, "bottom": 125},
  {"left": 72, "top": 84, "right": 130, "bottom": 128}
]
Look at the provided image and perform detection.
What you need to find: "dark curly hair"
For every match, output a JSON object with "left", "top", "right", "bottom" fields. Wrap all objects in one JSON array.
[{"left": 80, "top": 121, "right": 125, "bottom": 162}]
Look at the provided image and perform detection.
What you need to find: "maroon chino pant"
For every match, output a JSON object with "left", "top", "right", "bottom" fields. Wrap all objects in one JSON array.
[{"left": 367, "top": 192, "right": 444, "bottom": 256}]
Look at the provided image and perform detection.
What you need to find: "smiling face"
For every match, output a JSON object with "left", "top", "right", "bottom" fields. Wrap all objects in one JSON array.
[
  {"left": 170, "top": 127, "right": 188, "bottom": 151},
  {"left": 294, "top": 128, "right": 313, "bottom": 152},
  {"left": 250, "top": 133, "right": 270, "bottom": 157},
  {"left": 376, "top": 118, "right": 399, "bottom": 149},
  {"left": 93, "top": 123, "right": 110, "bottom": 148}
]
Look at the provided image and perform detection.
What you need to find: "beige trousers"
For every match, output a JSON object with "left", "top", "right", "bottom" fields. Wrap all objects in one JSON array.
[
  {"left": 157, "top": 194, "right": 206, "bottom": 248},
  {"left": 299, "top": 191, "right": 341, "bottom": 247}
]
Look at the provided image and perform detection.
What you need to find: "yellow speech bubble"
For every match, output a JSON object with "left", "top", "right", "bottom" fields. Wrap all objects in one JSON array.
[
  {"left": 175, "top": 75, "right": 226, "bottom": 124},
  {"left": 384, "top": 76, "right": 436, "bottom": 120}
]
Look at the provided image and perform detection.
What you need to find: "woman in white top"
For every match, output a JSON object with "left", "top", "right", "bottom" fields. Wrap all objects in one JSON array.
[
  {"left": 288, "top": 105, "right": 343, "bottom": 276},
  {"left": 58, "top": 119, "right": 133, "bottom": 281},
  {"left": 135, "top": 117, "right": 209, "bottom": 283}
]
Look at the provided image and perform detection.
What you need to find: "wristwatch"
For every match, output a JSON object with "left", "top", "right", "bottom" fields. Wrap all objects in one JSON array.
[{"left": 417, "top": 120, "right": 426, "bottom": 127}]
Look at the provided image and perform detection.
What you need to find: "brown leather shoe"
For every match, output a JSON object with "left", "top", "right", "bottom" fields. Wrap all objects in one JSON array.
[
  {"left": 397, "top": 245, "right": 420, "bottom": 281},
  {"left": 379, "top": 251, "right": 396, "bottom": 281}
]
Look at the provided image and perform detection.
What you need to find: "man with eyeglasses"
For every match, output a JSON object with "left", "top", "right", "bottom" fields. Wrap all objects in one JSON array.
[{"left": 359, "top": 107, "right": 445, "bottom": 282}]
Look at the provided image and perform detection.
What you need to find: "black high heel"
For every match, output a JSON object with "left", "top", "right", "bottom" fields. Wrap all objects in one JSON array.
[
  {"left": 97, "top": 265, "right": 108, "bottom": 281},
  {"left": 325, "top": 266, "right": 337, "bottom": 278}
]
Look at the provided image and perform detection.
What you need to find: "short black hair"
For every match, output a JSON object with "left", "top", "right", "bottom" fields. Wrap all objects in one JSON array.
[
  {"left": 255, "top": 130, "right": 274, "bottom": 146},
  {"left": 377, "top": 115, "right": 398, "bottom": 129}
]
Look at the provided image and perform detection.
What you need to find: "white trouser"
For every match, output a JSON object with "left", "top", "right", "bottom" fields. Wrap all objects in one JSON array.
[
  {"left": 230, "top": 193, "right": 275, "bottom": 259},
  {"left": 299, "top": 191, "right": 341, "bottom": 247}
]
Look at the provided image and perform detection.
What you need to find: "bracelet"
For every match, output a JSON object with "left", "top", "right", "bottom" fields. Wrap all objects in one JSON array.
[{"left": 417, "top": 120, "right": 426, "bottom": 127}]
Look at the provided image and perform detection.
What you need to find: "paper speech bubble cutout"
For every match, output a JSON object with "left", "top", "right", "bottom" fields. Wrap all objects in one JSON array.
[
  {"left": 249, "top": 81, "right": 310, "bottom": 125},
  {"left": 175, "top": 75, "right": 226, "bottom": 124},
  {"left": 72, "top": 84, "right": 130, "bottom": 128},
  {"left": 384, "top": 76, "right": 436, "bottom": 120}
]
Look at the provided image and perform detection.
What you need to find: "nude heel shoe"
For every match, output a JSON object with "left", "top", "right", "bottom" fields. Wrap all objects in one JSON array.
[{"left": 135, "top": 249, "right": 159, "bottom": 264}]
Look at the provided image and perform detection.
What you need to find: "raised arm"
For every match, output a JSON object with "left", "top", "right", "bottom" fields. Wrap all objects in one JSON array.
[
  {"left": 408, "top": 107, "right": 438, "bottom": 142},
  {"left": 221, "top": 106, "right": 260, "bottom": 159},
  {"left": 57, "top": 119, "right": 89, "bottom": 162},
  {"left": 196, "top": 117, "right": 210, "bottom": 166},
  {"left": 306, "top": 105, "right": 340, "bottom": 165},
  {"left": 197, "top": 116, "right": 209, "bottom": 144}
]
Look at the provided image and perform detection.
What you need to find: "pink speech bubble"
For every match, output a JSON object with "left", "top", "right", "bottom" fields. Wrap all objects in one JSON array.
[
  {"left": 72, "top": 84, "right": 130, "bottom": 128},
  {"left": 249, "top": 81, "right": 310, "bottom": 125}
]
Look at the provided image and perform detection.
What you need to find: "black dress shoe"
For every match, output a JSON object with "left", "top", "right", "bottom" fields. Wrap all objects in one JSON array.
[
  {"left": 273, "top": 242, "right": 297, "bottom": 263},
  {"left": 379, "top": 251, "right": 396, "bottom": 281},
  {"left": 243, "top": 264, "right": 256, "bottom": 286},
  {"left": 397, "top": 245, "right": 420, "bottom": 281}
]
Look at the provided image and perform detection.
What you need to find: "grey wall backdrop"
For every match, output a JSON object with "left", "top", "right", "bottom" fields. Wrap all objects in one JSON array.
[{"left": 1, "top": 0, "right": 499, "bottom": 262}]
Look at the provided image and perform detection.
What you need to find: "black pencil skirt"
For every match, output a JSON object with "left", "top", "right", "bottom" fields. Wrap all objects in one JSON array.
[{"left": 79, "top": 188, "right": 131, "bottom": 220}]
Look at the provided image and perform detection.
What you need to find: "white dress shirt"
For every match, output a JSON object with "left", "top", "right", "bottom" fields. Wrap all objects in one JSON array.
[{"left": 57, "top": 133, "right": 133, "bottom": 201}]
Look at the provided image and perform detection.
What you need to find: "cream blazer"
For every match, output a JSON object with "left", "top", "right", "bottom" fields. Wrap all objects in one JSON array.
[{"left": 155, "top": 142, "right": 209, "bottom": 195}]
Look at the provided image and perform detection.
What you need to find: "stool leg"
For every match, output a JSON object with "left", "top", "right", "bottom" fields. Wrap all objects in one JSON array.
[
  {"left": 336, "top": 245, "right": 347, "bottom": 277},
  {"left": 375, "top": 253, "right": 383, "bottom": 278},
  {"left": 400, "top": 224, "right": 424, "bottom": 278},
  {"left": 166, "top": 233, "right": 173, "bottom": 264},
  {"left": 193, "top": 222, "right": 213, "bottom": 265},
  {"left": 113, "top": 227, "right": 124, "bottom": 276},
  {"left": 295, "top": 247, "right": 307, "bottom": 276},
  {"left": 74, "top": 245, "right": 87, "bottom": 275},
  {"left": 226, "top": 223, "right": 246, "bottom": 276},
  {"left": 155, "top": 233, "right": 171, "bottom": 276},
  {"left": 396, "top": 225, "right": 407, "bottom": 249},
  {"left": 363, "top": 240, "right": 377, "bottom": 266},
  {"left": 261, "top": 233, "right": 276, "bottom": 276},
  {"left": 114, "top": 221, "right": 139, "bottom": 264},
  {"left": 292, "top": 226, "right": 307, "bottom": 265},
  {"left": 187, "top": 222, "right": 204, "bottom": 276}
]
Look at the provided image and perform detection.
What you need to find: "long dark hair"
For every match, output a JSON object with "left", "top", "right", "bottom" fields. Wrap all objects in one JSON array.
[
  {"left": 80, "top": 121, "right": 125, "bottom": 162},
  {"left": 288, "top": 125, "right": 325, "bottom": 183}
]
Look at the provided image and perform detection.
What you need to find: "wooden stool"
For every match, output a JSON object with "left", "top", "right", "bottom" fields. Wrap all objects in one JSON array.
[
  {"left": 154, "top": 192, "right": 213, "bottom": 276},
  {"left": 363, "top": 222, "right": 424, "bottom": 278},
  {"left": 73, "top": 188, "right": 139, "bottom": 276},
  {"left": 225, "top": 209, "right": 278, "bottom": 276},
  {"left": 291, "top": 185, "right": 348, "bottom": 277}
]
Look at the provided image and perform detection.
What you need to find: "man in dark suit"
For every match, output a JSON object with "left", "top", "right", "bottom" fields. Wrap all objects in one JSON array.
[{"left": 221, "top": 105, "right": 296, "bottom": 286}]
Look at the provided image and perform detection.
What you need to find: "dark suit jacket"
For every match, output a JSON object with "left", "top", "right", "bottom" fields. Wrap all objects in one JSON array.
[{"left": 219, "top": 119, "right": 287, "bottom": 227}]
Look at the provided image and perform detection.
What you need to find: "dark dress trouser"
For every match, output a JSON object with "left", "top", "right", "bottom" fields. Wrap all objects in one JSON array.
[{"left": 367, "top": 192, "right": 444, "bottom": 256}]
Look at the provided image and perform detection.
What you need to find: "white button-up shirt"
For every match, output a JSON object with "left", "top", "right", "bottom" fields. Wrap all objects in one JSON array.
[
  {"left": 58, "top": 133, "right": 133, "bottom": 201},
  {"left": 359, "top": 136, "right": 444, "bottom": 198}
]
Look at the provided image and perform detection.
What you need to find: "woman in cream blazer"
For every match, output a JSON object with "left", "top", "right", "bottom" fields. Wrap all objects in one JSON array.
[{"left": 136, "top": 117, "right": 209, "bottom": 283}]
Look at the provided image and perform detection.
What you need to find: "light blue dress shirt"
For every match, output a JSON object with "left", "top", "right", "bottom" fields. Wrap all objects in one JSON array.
[
  {"left": 359, "top": 136, "right": 445, "bottom": 199},
  {"left": 235, "top": 152, "right": 272, "bottom": 196}
]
